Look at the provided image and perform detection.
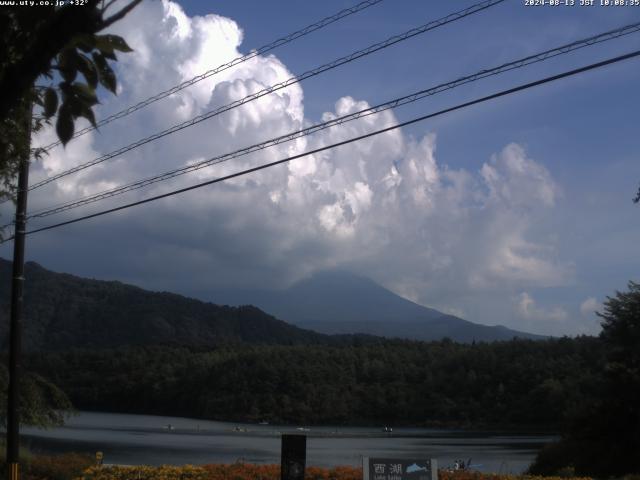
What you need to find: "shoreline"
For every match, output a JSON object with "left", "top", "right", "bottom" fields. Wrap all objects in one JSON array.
[{"left": 58, "top": 408, "right": 561, "bottom": 435}]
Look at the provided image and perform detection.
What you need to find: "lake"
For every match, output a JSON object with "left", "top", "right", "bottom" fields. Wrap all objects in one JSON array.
[{"left": 22, "top": 412, "right": 555, "bottom": 473}]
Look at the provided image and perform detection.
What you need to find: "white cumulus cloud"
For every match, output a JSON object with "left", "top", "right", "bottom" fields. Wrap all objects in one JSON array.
[
  {"left": 580, "top": 297, "right": 600, "bottom": 317},
  {"left": 10, "top": 0, "right": 576, "bottom": 335},
  {"left": 517, "top": 292, "right": 568, "bottom": 322}
]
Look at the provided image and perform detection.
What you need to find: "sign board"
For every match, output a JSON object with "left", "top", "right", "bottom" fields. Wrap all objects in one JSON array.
[
  {"left": 281, "top": 434, "right": 306, "bottom": 480},
  {"left": 363, "top": 458, "right": 437, "bottom": 480}
]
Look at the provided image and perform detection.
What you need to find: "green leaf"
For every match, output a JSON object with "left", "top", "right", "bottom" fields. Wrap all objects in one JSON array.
[
  {"left": 70, "top": 33, "right": 96, "bottom": 53},
  {"left": 57, "top": 49, "right": 72, "bottom": 70},
  {"left": 95, "top": 34, "right": 133, "bottom": 53},
  {"left": 58, "top": 48, "right": 78, "bottom": 83},
  {"left": 91, "top": 51, "right": 107, "bottom": 71},
  {"left": 58, "top": 81, "right": 74, "bottom": 103},
  {"left": 92, "top": 53, "right": 117, "bottom": 94},
  {"left": 44, "top": 88, "right": 58, "bottom": 119},
  {"left": 77, "top": 104, "right": 97, "bottom": 129},
  {"left": 65, "top": 98, "right": 96, "bottom": 129},
  {"left": 101, "top": 50, "right": 117, "bottom": 61},
  {"left": 59, "top": 67, "right": 77, "bottom": 83},
  {"left": 77, "top": 53, "right": 98, "bottom": 89},
  {"left": 68, "top": 98, "right": 83, "bottom": 118},
  {"left": 56, "top": 106, "right": 74, "bottom": 146},
  {"left": 93, "top": 36, "right": 114, "bottom": 54},
  {"left": 109, "top": 35, "right": 133, "bottom": 53},
  {"left": 71, "top": 82, "right": 98, "bottom": 106},
  {"left": 101, "top": 67, "right": 117, "bottom": 94}
]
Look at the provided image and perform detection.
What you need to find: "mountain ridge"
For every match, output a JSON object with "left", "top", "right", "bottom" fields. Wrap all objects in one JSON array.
[
  {"left": 0, "top": 258, "right": 342, "bottom": 351},
  {"left": 0, "top": 259, "right": 543, "bottom": 348},
  {"left": 208, "top": 270, "right": 545, "bottom": 342}
]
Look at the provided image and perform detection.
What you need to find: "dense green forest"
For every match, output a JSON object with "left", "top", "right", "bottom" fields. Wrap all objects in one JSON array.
[
  {"left": 0, "top": 259, "right": 382, "bottom": 350},
  {"left": 0, "top": 257, "right": 636, "bottom": 476},
  {"left": 7, "top": 280, "right": 639, "bottom": 477},
  {"left": 528, "top": 282, "right": 640, "bottom": 477},
  {"left": 26, "top": 336, "right": 602, "bottom": 429}
]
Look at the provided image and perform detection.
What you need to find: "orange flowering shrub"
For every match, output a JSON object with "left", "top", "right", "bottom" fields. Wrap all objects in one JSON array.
[
  {"left": 77, "top": 463, "right": 362, "bottom": 480},
  {"left": 202, "top": 463, "right": 278, "bottom": 480},
  {"left": 76, "top": 464, "right": 593, "bottom": 480},
  {"left": 13, "top": 453, "right": 94, "bottom": 480},
  {"left": 439, "top": 472, "right": 592, "bottom": 480},
  {"left": 305, "top": 465, "right": 362, "bottom": 480},
  {"left": 76, "top": 464, "right": 208, "bottom": 480}
]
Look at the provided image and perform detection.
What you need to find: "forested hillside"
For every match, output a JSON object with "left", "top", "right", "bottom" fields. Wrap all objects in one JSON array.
[
  {"left": 27, "top": 336, "right": 602, "bottom": 428},
  {"left": 0, "top": 259, "right": 540, "bottom": 348},
  {"left": 0, "top": 257, "right": 611, "bottom": 432},
  {"left": 0, "top": 259, "right": 350, "bottom": 350}
]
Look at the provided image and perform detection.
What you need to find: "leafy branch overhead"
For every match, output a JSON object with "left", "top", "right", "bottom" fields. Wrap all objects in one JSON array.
[
  {"left": 40, "top": 33, "right": 134, "bottom": 145},
  {"left": 0, "top": 0, "right": 141, "bottom": 201}
]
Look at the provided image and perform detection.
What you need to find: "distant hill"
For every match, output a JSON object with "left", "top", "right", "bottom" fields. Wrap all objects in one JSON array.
[
  {"left": 210, "top": 271, "right": 544, "bottom": 342},
  {"left": 0, "top": 259, "right": 542, "bottom": 350},
  {"left": 0, "top": 258, "right": 341, "bottom": 351}
]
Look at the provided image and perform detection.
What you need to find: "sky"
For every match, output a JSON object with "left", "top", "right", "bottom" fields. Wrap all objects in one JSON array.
[{"left": 1, "top": 0, "right": 639, "bottom": 336}]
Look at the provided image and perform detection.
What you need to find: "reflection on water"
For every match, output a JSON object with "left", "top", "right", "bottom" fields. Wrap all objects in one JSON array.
[{"left": 22, "top": 412, "right": 556, "bottom": 473}]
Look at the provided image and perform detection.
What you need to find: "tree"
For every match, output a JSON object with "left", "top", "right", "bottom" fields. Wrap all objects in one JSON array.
[
  {"left": 529, "top": 281, "right": 640, "bottom": 477},
  {"left": 0, "top": 0, "right": 141, "bottom": 431},
  {"left": 591, "top": 281, "right": 640, "bottom": 473},
  {"left": 0, "top": 0, "right": 141, "bottom": 202},
  {"left": 0, "top": 364, "right": 73, "bottom": 428}
]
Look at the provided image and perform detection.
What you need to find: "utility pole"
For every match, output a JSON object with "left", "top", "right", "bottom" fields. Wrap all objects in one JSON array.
[{"left": 6, "top": 103, "right": 31, "bottom": 480}]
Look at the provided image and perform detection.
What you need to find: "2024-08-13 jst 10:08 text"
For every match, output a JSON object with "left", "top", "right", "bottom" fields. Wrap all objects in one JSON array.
[{"left": 525, "top": 0, "right": 640, "bottom": 6}]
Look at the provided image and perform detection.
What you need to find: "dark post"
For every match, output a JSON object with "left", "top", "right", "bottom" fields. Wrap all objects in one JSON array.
[
  {"left": 281, "top": 434, "right": 306, "bottom": 480},
  {"left": 6, "top": 104, "right": 31, "bottom": 480}
]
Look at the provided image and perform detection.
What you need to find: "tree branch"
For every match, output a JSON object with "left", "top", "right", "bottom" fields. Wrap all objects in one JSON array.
[
  {"left": 0, "top": 6, "right": 102, "bottom": 120},
  {"left": 0, "top": 0, "right": 139, "bottom": 122},
  {"left": 101, "top": 0, "right": 143, "bottom": 29},
  {"left": 102, "top": 0, "right": 120, "bottom": 12}
]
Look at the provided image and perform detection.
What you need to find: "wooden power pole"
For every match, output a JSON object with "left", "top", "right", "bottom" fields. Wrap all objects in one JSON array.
[{"left": 6, "top": 103, "right": 32, "bottom": 480}]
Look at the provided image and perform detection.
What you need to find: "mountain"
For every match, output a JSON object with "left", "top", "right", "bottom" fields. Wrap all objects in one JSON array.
[
  {"left": 0, "top": 258, "right": 340, "bottom": 351},
  {"left": 0, "top": 258, "right": 542, "bottom": 349},
  {"left": 210, "top": 271, "right": 544, "bottom": 342}
]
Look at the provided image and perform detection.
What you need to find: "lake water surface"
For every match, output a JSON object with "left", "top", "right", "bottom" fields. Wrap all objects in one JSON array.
[{"left": 22, "top": 412, "right": 555, "bottom": 473}]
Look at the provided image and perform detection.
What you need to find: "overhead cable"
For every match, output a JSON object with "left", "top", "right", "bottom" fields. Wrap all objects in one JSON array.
[
  {"left": 24, "top": 20, "right": 640, "bottom": 221},
  {"left": 28, "top": 0, "right": 505, "bottom": 191},
  {"left": 39, "top": 0, "right": 387, "bottom": 151},
  {"left": 2, "top": 49, "right": 636, "bottom": 243}
]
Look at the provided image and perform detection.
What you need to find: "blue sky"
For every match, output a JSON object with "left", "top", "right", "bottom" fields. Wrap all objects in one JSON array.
[{"left": 2, "top": 0, "right": 639, "bottom": 336}]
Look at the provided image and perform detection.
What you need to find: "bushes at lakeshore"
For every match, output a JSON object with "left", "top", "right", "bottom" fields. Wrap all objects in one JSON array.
[
  {"left": 77, "top": 465, "right": 602, "bottom": 480},
  {"left": 0, "top": 458, "right": 603, "bottom": 480},
  {"left": 0, "top": 453, "right": 94, "bottom": 480},
  {"left": 77, "top": 464, "right": 361, "bottom": 480},
  {"left": 76, "top": 465, "right": 596, "bottom": 480}
]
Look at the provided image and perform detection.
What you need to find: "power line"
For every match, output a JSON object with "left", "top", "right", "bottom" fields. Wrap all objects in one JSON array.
[
  {"left": 27, "top": 0, "right": 505, "bottom": 191},
  {"left": 3, "top": 49, "right": 636, "bottom": 243},
  {"left": 23, "top": 20, "right": 640, "bottom": 221},
  {"left": 39, "top": 0, "right": 386, "bottom": 152}
]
